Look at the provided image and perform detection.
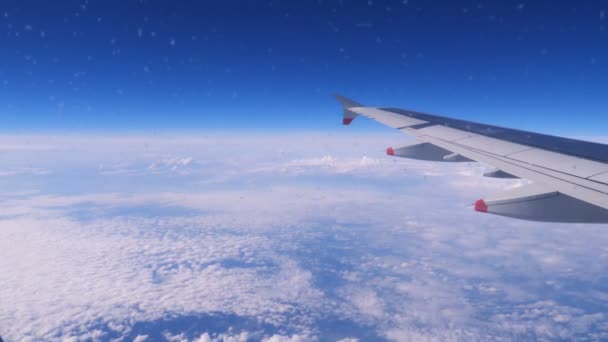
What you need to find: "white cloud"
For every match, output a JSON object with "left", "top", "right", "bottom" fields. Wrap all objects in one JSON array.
[
  {"left": 181, "top": 331, "right": 309, "bottom": 342},
  {"left": 280, "top": 155, "right": 381, "bottom": 174},
  {"left": 164, "top": 332, "right": 189, "bottom": 342},
  {"left": 1, "top": 133, "right": 608, "bottom": 341},
  {"left": 261, "top": 334, "right": 313, "bottom": 342},
  {"left": 0, "top": 167, "right": 51, "bottom": 176},
  {"left": 0, "top": 212, "right": 325, "bottom": 340},
  {"left": 339, "top": 287, "right": 385, "bottom": 321}
]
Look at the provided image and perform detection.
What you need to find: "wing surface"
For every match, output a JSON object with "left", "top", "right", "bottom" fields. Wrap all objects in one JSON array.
[{"left": 336, "top": 94, "right": 608, "bottom": 223}]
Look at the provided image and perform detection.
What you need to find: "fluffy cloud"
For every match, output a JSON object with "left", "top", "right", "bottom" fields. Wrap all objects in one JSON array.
[{"left": 1, "top": 133, "right": 607, "bottom": 341}]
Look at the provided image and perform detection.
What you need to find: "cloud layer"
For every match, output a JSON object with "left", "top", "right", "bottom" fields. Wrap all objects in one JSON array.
[{"left": 1, "top": 133, "right": 607, "bottom": 341}]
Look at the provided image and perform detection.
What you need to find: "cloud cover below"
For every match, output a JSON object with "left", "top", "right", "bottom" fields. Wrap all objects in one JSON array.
[{"left": 1, "top": 133, "right": 608, "bottom": 341}]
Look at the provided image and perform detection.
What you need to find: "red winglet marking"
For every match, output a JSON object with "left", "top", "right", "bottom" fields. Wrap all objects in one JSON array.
[
  {"left": 474, "top": 199, "right": 488, "bottom": 213},
  {"left": 386, "top": 147, "right": 395, "bottom": 156},
  {"left": 343, "top": 118, "right": 354, "bottom": 125}
]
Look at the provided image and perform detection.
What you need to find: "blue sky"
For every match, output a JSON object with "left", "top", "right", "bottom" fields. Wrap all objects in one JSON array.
[{"left": 1, "top": 1, "right": 607, "bottom": 134}]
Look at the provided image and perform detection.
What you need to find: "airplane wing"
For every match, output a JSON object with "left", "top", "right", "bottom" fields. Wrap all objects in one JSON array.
[{"left": 335, "top": 94, "right": 608, "bottom": 223}]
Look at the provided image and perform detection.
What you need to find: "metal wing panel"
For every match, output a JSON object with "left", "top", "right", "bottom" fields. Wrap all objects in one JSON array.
[
  {"left": 415, "top": 125, "right": 473, "bottom": 141},
  {"left": 416, "top": 133, "right": 608, "bottom": 210},
  {"left": 506, "top": 148, "right": 608, "bottom": 178},
  {"left": 590, "top": 172, "right": 608, "bottom": 184},
  {"left": 455, "top": 135, "right": 531, "bottom": 156}
]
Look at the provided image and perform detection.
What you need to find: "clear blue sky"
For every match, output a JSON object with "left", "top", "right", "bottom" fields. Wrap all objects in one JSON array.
[{"left": 1, "top": 0, "right": 607, "bottom": 134}]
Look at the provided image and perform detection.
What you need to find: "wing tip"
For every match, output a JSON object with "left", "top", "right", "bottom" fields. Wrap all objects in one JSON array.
[
  {"left": 334, "top": 93, "right": 363, "bottom": 109},
  {"left": 335, "top": 93, "right": 362, "bottom": 126}
]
